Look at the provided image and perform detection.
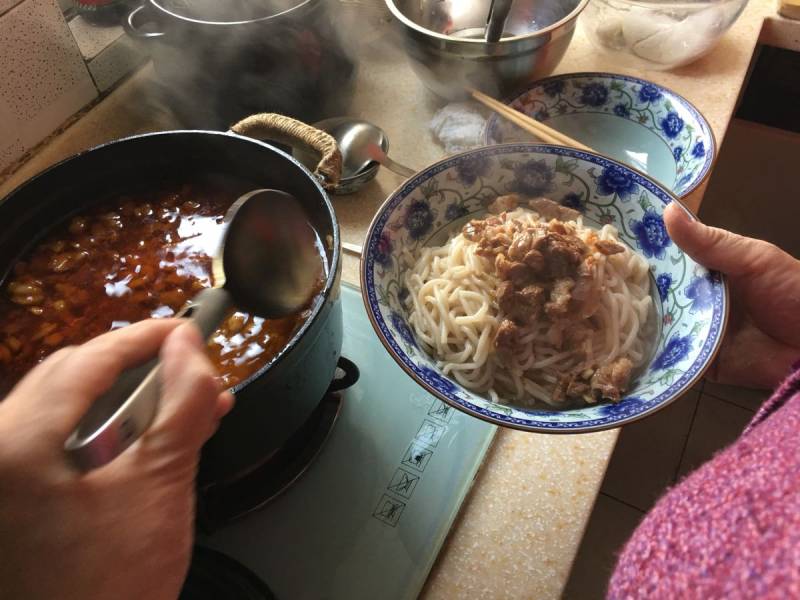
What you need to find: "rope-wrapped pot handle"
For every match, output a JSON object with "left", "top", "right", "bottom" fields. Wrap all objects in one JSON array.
[{"left": 230, "top": 113, "right": 342, "bottom": 191}]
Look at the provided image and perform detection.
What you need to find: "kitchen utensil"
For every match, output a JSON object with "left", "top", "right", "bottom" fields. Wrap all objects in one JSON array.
[
  {"left": 123, "top": 0, "right": 357, "bottom": 129},
  {"left": 0, "top": 119, "right": 343, "bottom": 487},
  {"left": 319, "top": 117, "right": 388, "bottom": 179},
  {"left": 299, "top": 117, "right": 415, "bottom": 194},
  {"left": 293, "top": 116, "right": 383, "bottom": 195},
  {"left": 342, "top": 241, "right": 363, "bottom": 256},
  {"left": 582, "top": 0, "right": 748, "bottom": 70},
  {"left": 326, "top": 118, "right": 414, "bottom": 178},
  {"left": 485, "top": 0, "right": 514, "bottom": 42},
  {"left": 361, "top": 144, "right": 728, "bottom": 433},
  {"left": 484, "top": 73, "right": 716, "bottom": 197},
  {"left": 385, "top": 0, "right": 589, "bottom": 100},
  {"left": 64, "top": 189, "right": 323, "bottom": 471},
  {"left": 471, "top": 88, "right": 593, "bottom": 150},
  {"left": 363, "top": 140, "right": 416, "bottom": 178}
]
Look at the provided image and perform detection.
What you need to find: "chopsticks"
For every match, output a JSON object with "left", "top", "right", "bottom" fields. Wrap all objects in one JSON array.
[
  {"left": 470, "top": 88, "right": 594, "bottom": 152},
  {"left": 342, "top": 241, "right": 363, "bottom": 256},
  {"left": 342, "top": 91, "right": 594, "bottom": 262}
]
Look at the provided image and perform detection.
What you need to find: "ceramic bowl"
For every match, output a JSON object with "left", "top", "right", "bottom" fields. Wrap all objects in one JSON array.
[
  {"left": 484, "top": 73, "right": 715, "bottom": 198},
  {"left": 361, "top": 144, "right": 728, "bottom": 433}
]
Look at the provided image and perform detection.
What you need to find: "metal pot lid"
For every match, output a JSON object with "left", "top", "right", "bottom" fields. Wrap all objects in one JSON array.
[{"left": 155, "top": 0, "right": 309, "bottom": 23}]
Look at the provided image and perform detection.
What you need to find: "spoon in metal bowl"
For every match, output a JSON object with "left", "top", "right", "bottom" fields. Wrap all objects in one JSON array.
[
  {"left": 485, "top": 0, "right": 514, "bottom": 42},
  {"left": 316, "top": 117, "right": 416, "bottom": 180},
  {"left": 64, "top": 189, "right": 324, "bottom": 471}
]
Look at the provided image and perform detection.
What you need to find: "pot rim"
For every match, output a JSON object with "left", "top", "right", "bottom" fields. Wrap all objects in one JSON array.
[
  {"left": 147, "top": 0, "right": 318, "bottom": 27},
  {"left": 384, "top": 0, "right": 590, "bottom": 49},
  {"left": 0, "top": 129, "right": 341, "bottom": 395}
]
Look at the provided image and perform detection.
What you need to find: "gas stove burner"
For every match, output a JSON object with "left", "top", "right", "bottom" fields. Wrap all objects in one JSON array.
[
  {"left": 180, "top": 545, "right": 276, "bottom": 600},
  {"left": 197, "top": 357, "right": 358, "bottom": 531}
]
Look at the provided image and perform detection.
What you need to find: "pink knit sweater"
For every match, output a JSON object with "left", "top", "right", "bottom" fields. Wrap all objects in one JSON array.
[{"left": 608, "top": 365, "right": 800, "bottom": 599}]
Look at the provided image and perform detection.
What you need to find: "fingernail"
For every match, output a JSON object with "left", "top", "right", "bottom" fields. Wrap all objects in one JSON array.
[
  {"left": 672, "top": 200, "right": 699, "bottom": 223},
  {"left": 176, "top": 321, "right": 204, "bottom": 349}
]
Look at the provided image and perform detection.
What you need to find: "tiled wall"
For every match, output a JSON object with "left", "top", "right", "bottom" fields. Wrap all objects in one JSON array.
[{"left": 0, "top": 0, "right": 146, "bottom": 174}]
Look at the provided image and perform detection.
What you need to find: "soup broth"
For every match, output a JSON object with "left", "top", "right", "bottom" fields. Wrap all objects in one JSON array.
[{"left": 0, "top": 181, "right": 324, "bottom": 395}]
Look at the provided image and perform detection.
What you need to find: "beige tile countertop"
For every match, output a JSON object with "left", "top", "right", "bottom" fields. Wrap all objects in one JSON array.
[{"left": 0, "top": 2, "right": 793, "bottom": 597}]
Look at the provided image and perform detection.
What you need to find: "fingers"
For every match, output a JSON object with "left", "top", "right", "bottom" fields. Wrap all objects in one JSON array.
[
  {"left": 152, "top": 323, "right": 227, "bottom": 454},
  {"left": 711, "top": 325, "right": 800, "bottom": 389},
  {"left": 5, "top": 320, "right": 182, "bottom": 439},
  {"left": 214, "top": 391, "right": 235, "bottom": 423},
  {"left": 664, "top": 203, "right": 763, "bottom": 277},
  {"left": 665, "top": 202, "right": 800, "bottom": 356}
]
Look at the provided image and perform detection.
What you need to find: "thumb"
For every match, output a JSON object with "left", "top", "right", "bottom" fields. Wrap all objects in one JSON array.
[
  {"left": 150, "top": 323, "right": 229, "bottom": 455},
  {"left": 664, "top": 202, "right": 761, "bottom": 277}
]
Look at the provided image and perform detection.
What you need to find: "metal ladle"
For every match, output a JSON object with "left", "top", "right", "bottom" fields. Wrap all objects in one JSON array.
[
  {"left": 313, "top": 117, "right": 416, "bottom": 185},
  {"left": 64, "top": 189, "right": 323, "bottom": 471},
  {"left": 485, "top": 0, "right": 514, "bottom": 42}
]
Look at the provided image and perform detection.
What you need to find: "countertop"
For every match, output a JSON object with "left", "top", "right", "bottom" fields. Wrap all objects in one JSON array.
[{"left": 0, "top": 2, "right": 793, "bottom": 596}]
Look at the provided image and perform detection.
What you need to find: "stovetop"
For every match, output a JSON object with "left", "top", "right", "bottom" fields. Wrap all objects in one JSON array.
[{"left": 197, "top": 284, "right": 496, "bottom": 599}]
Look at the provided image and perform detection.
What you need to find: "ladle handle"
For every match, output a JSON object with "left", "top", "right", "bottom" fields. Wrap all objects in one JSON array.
[
  {"left": 485, "top": 0, "right": 514, "bottom": 42},
  {"left": 230, "top": 113, "right": 343, "bottom": 191},
  {"left": 382, "top": 155, "right": 416, "bottom": 179},
  {"left": 64, "top": 287, "right": 234, "bottom": 472}
]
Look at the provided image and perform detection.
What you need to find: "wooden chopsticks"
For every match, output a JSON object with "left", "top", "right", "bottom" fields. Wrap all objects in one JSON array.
[{"left": 470, "top": 88, "right": 594, "bottom": 152}]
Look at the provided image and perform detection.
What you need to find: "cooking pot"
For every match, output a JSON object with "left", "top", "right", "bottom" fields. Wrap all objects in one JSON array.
[
  {"left": 0, "top": 115, "right": 343, "bottom": 489},
  {"left": 124, "top": 0, "right": 357, "bottom": 129}
]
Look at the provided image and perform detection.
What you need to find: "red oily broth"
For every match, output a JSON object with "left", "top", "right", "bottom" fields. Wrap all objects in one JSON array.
[{"left": 0, "top": 179, "right": 326, "bottom": 396}]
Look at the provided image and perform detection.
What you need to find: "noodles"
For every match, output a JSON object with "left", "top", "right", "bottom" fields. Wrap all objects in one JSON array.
[{"left": 404, "top": 199, "right": 653, "bottom": 407}]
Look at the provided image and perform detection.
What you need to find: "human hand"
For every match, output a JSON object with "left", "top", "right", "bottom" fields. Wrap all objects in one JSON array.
[
  {"left": 665, "top": 203, "right": 800, "bottom": 389},
  {"left": 0, "top": 319, "right": 234, "bottom": 600}
]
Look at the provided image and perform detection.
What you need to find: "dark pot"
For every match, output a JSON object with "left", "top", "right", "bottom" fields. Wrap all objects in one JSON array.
[
  {"left": 0, "top": 124, "right": 343, "bottom": 487},
  {"left": 124, "top": 0, "right": 357, "bottom": 129}
]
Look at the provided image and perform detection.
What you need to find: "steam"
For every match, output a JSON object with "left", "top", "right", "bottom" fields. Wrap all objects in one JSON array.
[{"left": 136, "top": 0, "right": 404, "bottom": 130}]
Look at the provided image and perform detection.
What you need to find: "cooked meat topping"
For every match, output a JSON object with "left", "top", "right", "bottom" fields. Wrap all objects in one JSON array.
[
  {"left": 564, "top": 323, "right": 593, "bottom": 346},
  {"left": 528, "top": 197, "right": 581, "bottom": 222},
  {"left": 497, "top": 281, "right": 545, "bottom": 324},
  {"left": 590, "top": 357, "right": 634, "bottom": 402},
  {"left": 548, "top": 221, "right": 567, "bottom": 235},
  {"left": 567, "top": 378, "right": 590, "bottom": 398},
  {"left": 553, "top": 370, "right": 593, "bottom": 404},
  {"left": 463, "top": 199, "right": 639, "bottom": 405},
  {"left": 545, "top": 278, "right": 575, "bottom": 318},
  {"left": 488, "top": 194, "right": 520, "bottom": 214},
  {"left": 495, "top": 254, "right": 533, "bottom": 286},
  {"left": 463, "top": 220, "right": 484, "bottom": 241},
  {"left": 571, "top": 263, "right": 600, "bottom": 318},
  {"left": 522, "top": 248, "right": 546, "bottom": 272},
  {"left": 507, "top": 231, "right": 533, "bottom": 261},
  {"left": 533, "top": 232, "right": 587, "bottom": 279},
  {"left": 465, "top": 203, "right": 596, "bottom": 354},
  {"left": 496, "top": 280, "right": 515, "bottom": 309},
  {"left": 595, "top": 240, "right": 625, "bottom": 255},
  {"left": 494, "top": 319, "right": 520, "bottom": 353}
]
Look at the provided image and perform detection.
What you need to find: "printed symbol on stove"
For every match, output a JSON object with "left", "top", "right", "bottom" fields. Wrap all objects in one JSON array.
[
  {"left": 401, "top": 441, "right": 433, "bottom": 472},
  {"left": 387, "top": 468, "right": 420, "bottom": 499},
  {"left": 372, "top": 494, "right": 405, "bottom": 527},
  {"left": 428, "top": 400, "right": 454, "bottom": 423},
  {"left": 415, "top": 419, "right": 445, "bottom": 447}
]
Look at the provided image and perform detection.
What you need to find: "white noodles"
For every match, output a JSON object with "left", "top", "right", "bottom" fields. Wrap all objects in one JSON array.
[{"left": 404, "top": 208, "right": 653, "bottom": 407}]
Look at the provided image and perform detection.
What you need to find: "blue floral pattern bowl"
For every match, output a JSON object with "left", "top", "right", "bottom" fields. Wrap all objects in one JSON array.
[
  {"left": 361, "top": 145, "right": 728, "bottom": 433},
  {"left": 484, "top": 73, "right": 715, "bottom": 198}
]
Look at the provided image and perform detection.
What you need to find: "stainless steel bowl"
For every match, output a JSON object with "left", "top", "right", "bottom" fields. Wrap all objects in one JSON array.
[{"left": 385, "top": 0, "right": 589, "bottom": 100}]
